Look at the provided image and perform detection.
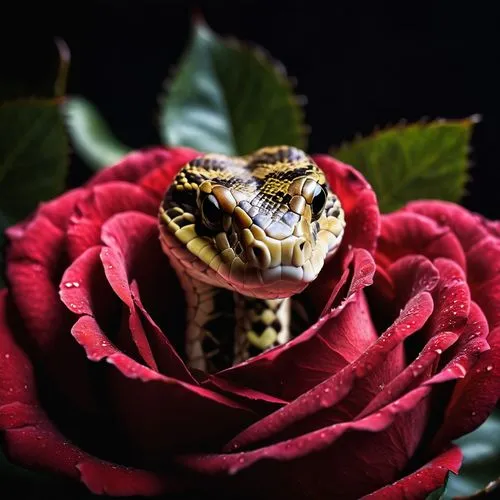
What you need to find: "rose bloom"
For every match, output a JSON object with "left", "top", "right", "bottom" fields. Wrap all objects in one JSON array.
[{"left": 0, "top": 147, "right": 499, "bottom": 499}]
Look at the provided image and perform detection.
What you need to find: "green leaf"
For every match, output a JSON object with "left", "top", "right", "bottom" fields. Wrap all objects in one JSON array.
[
  {"left": 426, "top": 472, "right": 452, "bottom": 499},
  {"left": 63, "top": 96, "right": 132, "bottom": 170},
  {"left": 159, "top": 18, "right": 307, "bottom": 156},
  {"left": 332, "top": 117, "right": 478, "bottom": 213},
  {"left": 0, "top": 99, "right": 69, "bottom": 220},
  {"left": 446, "top": 409, "right": 500, "bottom": 498}
]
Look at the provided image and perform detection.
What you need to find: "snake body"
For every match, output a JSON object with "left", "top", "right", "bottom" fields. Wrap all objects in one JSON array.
[{"left": 159, "top": 146, "right": 345, "bottom": 373}]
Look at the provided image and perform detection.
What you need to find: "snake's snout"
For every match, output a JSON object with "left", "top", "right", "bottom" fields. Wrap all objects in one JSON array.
[{"left": 245, "top": 240, "right": 271, "bottom": 269}]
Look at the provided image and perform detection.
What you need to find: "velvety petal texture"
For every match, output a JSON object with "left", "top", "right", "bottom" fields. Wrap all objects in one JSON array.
[{"left": 0, "top": 147, "right": 498, "bottom": 500}]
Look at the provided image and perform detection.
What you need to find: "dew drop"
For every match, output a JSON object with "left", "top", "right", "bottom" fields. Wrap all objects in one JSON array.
[
  {"left": 472, "top": 411, "right": 477, "bottom": 416},
  {"left": 238, "top": 457, "right": 245, "bottom": 464},
  {"left": 486, "top": 365, "right": 493, "bottom": 372},
  {"left": 324, "top": 387, "right": 330, "bottom": 393},
  {"left": 64, "top": 282, "right": 73, "bottom": 288},
  {"left": 101, "top": 341, "right": 108, "bottom": 347},
  {"left": 436, "top": 349, "right": 442, "bottom": 354},
  {"left": 72, "top": 282, "right": 80, "bottom": 288},
  {"left": 4, "top": 353, "right": 10, "bottom": 359}
]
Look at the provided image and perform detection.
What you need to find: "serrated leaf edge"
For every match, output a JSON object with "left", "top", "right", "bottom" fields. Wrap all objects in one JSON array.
[{"left": 156, "top": 18, "right": 309, "bottom": 151}]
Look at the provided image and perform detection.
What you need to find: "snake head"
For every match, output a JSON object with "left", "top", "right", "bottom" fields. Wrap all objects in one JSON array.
[{"left": 159, "top": 146, "right": 346, "bottom": 299}]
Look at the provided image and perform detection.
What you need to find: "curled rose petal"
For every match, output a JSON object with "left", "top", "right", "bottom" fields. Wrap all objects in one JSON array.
[
  {"left": 378, "top": 212, "right": 466, "bottom": 271},
  {"left": 364, "top": 446, "right": 463, "bottom": 500},
  {"left": 71, "top": 315, "right": 254, "bottom": 459},
  {"left": 6, "top": 204, "right": 95, "bottom": 411},
  {"left": 66, "top": 182, "right": 159, "bottom": 260},
  {"left": 223, "top": 291, "right": 433, "bottom": 452},
  {"left": 304, "top": 155, "right": 380, "bottom": 315},
  {"left": 313, "top": 154, "right": 380, "bottom": 255},
  {"left": 0, "top": 290, "right": 173, "bottom": 496},
  {"left": 87, "top": 146, "right": 198, "bottom": 190},
  {"left": 215, "top": 248, "right": 376, "bottom": 399}
]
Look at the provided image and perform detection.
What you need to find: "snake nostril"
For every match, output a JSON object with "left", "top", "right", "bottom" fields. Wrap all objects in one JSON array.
[
  {"left": 253, "top": 246, "right": 265, "bottom": 262},
  {"left": 248, "top": 242, "right": 271, "bottom": 269}
]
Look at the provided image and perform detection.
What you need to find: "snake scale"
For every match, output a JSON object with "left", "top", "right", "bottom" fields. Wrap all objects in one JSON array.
[{"left": 159, "top": 146, "right": 345, "bottom": 373}]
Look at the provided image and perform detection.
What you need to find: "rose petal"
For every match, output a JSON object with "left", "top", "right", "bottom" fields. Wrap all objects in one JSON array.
[
  {"left": 6, "top": 210, "right": 95, "bottom": 411},
  {"left": 364, "top": 446, "right": 462, "bottom": 500},
  {"left": 87, "top": 147, "right": 198, "bottom": 190},
  {"left": 203, "top": 375, "right": 288, "bottom": 413},
  {"left": 98, "top": 212, "right": 192, "bottom": 381},
  {"left": 0, "top": 290, "right": 172, "bottom": 496},
  {"left": 138, "top": 148, "right": 200, "bottom": 199},
  {"left": 425, "top": 258, "right": 470, "bottom": 339},
  {"left": 5, "top": 188, "right": 85, "bottom": 241},
  {"left": 101, "top": 211, "right": 187, "bottom": 357},
  {"left": 431, "top": 309, "right": 499, "bottom": 450},
  {"left": 183, "top": 345, "right": 476, "bottom": 480},
  {"left": 130, "top": 280, "right": 195, "bottom": 383},
  {"left": 219, "top": 248, "right": 376, "bottom": 398},
  {"left": 304, "top": 154, "right": 380, "bottom": 315},
  {"left": 405, "top": 200, "right": 490, "bottom": 254},
  {"left": 388, "top": 255, "right": 440, "bottom": 305},
  {"left": 224, "top": 292, "right": 433, "bottom": 452},
  {"left": 467, "top": 236, "right": 500, "bottom": 329},
  {"left": 179, "top": 385, "right": 433, "bottom": 476},
  {"left": 378, "top": 212, "right": 466, "bottom": 271},
  {"left": 60, "top": 246, "right": 117, "bottom": 322},
  {"left": 313, "top": 154, "right": 380, "bottom": 255},
  {"left": 66, "top": 182, "right": 159, "bottom": 260},
  {"left": 357, "top": 332, "right": 459, "bottom": 419},
  {"left": 71, "top": 316, "right": 254, "bottom": 460}
]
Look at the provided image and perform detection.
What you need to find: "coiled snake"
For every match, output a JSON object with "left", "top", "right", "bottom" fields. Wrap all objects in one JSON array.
[{"left": 159, "top": 146, "right": 345, "bottom": 373}]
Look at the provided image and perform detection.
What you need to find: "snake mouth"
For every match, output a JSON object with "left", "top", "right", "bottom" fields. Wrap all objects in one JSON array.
[{"left": 159, "top": 206, "right": 345, "bottom": 299}]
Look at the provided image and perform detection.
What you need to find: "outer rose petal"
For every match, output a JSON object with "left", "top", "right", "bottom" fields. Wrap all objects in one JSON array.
[
  {"left": 138, "top": 149, "right": 200, "bottom": 199},
  {"left": 0, "top": 290, "right": 172, "bottom": 496},
  {"left": 364, "top": 446, "right": 463, "bottom": 500},
  {"left": 377, "top": 212, "right": 466, "bottom": 271},
  {"left": 6, "top": 199, "right": 95, "bottom": 411},
  {"left": 86, "top": 146, "right": 198, "bottom": 189},
  {"left": 404, "top": 200, "right": 491, "bottom": 254},
  {"left": 66, "top": 182, "right": 159, "bottom": 260},
  {"left": 71, "top": 315, "right": 255, "bottom": 461},
  {"left": 313, "top": 155, "right": 380, "bottom": 255},
  {"left": 305, "top": 155, "right": 380, "bottom": 315}
]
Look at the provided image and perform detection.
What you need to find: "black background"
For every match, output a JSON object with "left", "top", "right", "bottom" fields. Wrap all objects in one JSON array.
[{"left": 4, "top": 0, "right": 500, "bottom": 219}]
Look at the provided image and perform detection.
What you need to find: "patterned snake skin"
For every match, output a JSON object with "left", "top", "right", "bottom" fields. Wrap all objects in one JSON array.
[{"left": 159, "top": 146, "right": 345, "bottom": 373}]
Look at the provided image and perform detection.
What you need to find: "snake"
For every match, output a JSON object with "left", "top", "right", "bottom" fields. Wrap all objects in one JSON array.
[{"left": 158, "top": 146, "right": 346, "bottom": 373}]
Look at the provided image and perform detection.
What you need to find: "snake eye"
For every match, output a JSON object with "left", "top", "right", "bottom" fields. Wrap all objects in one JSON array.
[
  {"left": 201, "top": 194, "right": 223, "bottom": 230},
  {"left": 311, "top": 185, "right": 327, "bottom": 219}
]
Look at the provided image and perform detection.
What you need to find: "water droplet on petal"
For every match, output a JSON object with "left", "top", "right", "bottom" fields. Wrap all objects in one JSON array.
[
  {"left": 486, "top": 365, "right": 493, "bottom": 372},
  {"left": 64, "top": 282, "right": 73, "bottom": 288},
  {"left": 4, "top": 353, "right": 10, "bottom": 359}
]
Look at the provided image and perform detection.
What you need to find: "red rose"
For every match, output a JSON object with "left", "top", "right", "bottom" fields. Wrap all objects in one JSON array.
[{"left": 0, "top": 148, "right": 499, "bottom": 499}]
